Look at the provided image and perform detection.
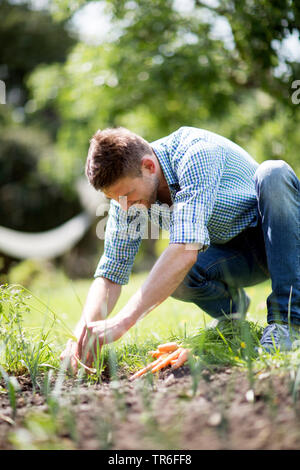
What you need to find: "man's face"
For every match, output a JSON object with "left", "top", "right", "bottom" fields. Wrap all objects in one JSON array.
[{"left": 103, "top": 170, "right": 160, "bottom": 211}]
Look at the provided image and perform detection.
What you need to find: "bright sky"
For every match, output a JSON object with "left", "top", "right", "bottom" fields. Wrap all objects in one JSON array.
[{"left": 71, "top": 1, "right": 113, "bottom": 44}]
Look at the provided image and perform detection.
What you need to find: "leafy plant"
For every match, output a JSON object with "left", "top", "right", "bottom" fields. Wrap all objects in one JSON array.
[{"left": 0, "top": 284, "right": 61, "bottom": 381}]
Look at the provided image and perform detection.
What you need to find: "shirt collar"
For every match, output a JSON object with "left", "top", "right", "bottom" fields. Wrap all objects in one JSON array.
[{"left": 150, "top": 139, "right": 178, "bottom": 188}]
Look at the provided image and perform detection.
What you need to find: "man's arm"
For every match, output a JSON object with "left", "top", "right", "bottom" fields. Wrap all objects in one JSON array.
[
  {"left": 60, "top": 276, "right": 121, "bottom": 370},
  {"left": 65, "top": 198, "right": 144, "bottom": 369},
  {"left": 74, "top": 277, "right": 121, "bottom": 338},
  {"left": 116, "top": 243, "right": 198, "bottom": 329},
  {"left": 77, "top": 243, "right": 199, "bottom": 359}
]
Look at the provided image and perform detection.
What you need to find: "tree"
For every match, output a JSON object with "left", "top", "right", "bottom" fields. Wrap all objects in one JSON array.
[
  {"left": 0, "top": 0, "right": 80, "bottom": 232},
  {"left": 0, "top": 0, "right": 75, "bottom": 103},
  {"left": 28, "top": 0, "right": 300, "bottom": 177}
]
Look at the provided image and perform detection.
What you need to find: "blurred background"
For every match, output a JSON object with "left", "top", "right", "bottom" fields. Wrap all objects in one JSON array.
[{"left": 1, "top": 0, "right": 300, "bottom": 289}]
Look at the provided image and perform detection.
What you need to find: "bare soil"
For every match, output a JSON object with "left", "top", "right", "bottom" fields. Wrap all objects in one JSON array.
[{"left": 1, "top": 366, "right": 300, "bottom": 450}]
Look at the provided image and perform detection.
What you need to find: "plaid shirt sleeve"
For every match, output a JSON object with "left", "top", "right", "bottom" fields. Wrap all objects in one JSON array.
[
  {"left": 170, "top": 141, "right": 227, "bottom": 248},
  {"left": 94, "top": 200, "right": 145, "bottom": 285}
]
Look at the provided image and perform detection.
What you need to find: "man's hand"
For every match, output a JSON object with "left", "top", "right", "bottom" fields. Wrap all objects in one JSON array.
[
  {"left": 60, "top": 338, "right": 79, "bottom": 374},
  {"left": 77, "top": 317, "right": 126, "bottom": 367}
]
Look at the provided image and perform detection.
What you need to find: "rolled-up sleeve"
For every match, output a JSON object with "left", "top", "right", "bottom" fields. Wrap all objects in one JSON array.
[
  {"left": 94, "top": 200, "right": 146, "bottom": 285},
  {"left": 169, "top": 142, "right": 227, "bottom": 248}
]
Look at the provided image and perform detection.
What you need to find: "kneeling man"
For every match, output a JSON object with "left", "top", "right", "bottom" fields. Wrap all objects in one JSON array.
[{"left": 61, "top": 126, "right": 300, "bottom": 370}]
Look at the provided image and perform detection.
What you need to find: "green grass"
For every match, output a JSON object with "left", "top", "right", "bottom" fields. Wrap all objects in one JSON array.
[
  {"left": 0, "top": 271, "right": 271, "bottom": 387},
  {"left": 24, "top": 271, "right": 272, "bottom": 344},
  {"left": 0, "top": 271, "right": 273, "bottom": 372},
  {"left": 6, "top": 270, "right": 271, "bottom": 374},
  {"left": 1, "top": 270, "right": 295, "bottom": 380}
]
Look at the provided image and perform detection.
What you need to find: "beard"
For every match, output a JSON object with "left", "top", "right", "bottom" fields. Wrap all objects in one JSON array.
[
  {"left": 128, "top": 174, "right": 160, "bottom": 212},
  {"left": 144, "top": 174, "right": 160, "bottom": 207}
]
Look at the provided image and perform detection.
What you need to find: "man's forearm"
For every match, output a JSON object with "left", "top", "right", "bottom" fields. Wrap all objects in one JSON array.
[
  {"left": 115, "top": 244, "right": 198, "bottom": 332},
  {"left": 74, "top": 277, "right": 121, "bottom": 339}
]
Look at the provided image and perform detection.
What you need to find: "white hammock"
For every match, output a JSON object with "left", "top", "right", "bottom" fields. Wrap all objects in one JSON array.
[
  {"left": 0, "top": 212, "right": 92, "bottom": 259},
  {"left": 0, "top": 178, "right": 108, "bottom": 259}
]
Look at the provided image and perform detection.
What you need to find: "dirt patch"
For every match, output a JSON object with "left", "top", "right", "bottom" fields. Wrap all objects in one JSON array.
[{"left": 1, "top": 367, "right": 300, "bottom": 450}]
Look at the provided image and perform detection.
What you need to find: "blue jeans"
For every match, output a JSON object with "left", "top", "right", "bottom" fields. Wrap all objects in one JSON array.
[{"left": 171, "top": 160, "right": 300, "bottom": 326}]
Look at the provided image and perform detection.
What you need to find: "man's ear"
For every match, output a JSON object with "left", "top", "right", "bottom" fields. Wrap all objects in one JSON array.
[{"left": 141, "top": 156, "right": 156, "bottom": 174}]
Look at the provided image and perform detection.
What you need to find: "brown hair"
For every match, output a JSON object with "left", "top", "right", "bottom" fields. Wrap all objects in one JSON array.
[{"left": 85, "top": 127, "right": 152, "bottom": 190}]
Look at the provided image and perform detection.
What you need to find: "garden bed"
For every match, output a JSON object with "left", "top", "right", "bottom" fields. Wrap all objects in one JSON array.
[{"left": 1, "top": 365, "right": 300, "bottom": 450}]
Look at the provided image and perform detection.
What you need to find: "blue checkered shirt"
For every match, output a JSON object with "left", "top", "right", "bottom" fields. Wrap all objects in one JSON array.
[{"left": 94, "top": 127, "right": 259, "bottom": 284}]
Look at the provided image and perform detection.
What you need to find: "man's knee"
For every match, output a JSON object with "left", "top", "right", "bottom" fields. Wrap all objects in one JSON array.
[
  {"left": 171, "top": 269, "right": 207, "bottom": 302},
  {"left": 171, "top": 279, "right": 194, "bottom": 302},
  {"left": 254, "top": 160, "right": 293, "bottom": 190},
  {"left": 254, "top": 160, "right": 298, "bottom": 201}
]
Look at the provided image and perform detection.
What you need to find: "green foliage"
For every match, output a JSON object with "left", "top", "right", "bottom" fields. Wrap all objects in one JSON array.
[
  {"left": 8, "top": 260, "right": 46, "bottom": 288},
  {"left": 185, "top": 319, "right": 264, "bottom": 368},
  {"left": 0, "top": 0, "right": 76, "bottom": 100},
  {"left": 2, "top": 0, "right": 300, "bottom": 274},
  {"left": 26, "top": 0, "right": 300, "bottom": 183},
  {"left": 216, "top": 0, "right": 300, "bottom": 97}
]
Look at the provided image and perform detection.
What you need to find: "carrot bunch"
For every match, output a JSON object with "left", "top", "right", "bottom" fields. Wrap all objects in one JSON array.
[{"left": 129, "top": 342, "right": 191, "bottom": 381}]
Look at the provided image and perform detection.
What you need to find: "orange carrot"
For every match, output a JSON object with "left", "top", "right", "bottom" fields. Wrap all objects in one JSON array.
[
  {"left": 129, "top": 359, "right": 161, "bottom": 381},
  {"left": 151, "top": 348, "right": 183, "bottom": 373},
  {"left": 148, "top": 350, "right": 164, "bottom": 358},
  {"left": 171, "top": 348, "right": 191, "bottom": 370},
  {"left": 157, "top": 342, "right": 180, "bottom": 353},
  {"left": 130, "top": 344, "right": 190, "bottom": 381},
  {"left": 129, "top": 354, "right": 168, "bottom": 381}
]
